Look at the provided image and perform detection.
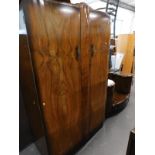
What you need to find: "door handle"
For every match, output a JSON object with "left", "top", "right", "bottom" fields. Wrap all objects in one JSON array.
[
  {"left": 90, "top": 44, "right": 95, "bottom": 58},
  {"left": 75, "top": 46, "right": 80, "bottom": 61}
]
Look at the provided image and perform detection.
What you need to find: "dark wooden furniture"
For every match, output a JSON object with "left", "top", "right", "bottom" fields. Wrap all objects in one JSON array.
[
  {"left": 106, "top": 79, "right": 115, "bottom": 116},
  {"left": 106, "top": 72, "right": 133, "bottom": 117},
  {"left": 126, "top": 129, "right": 135, "bottom": 155},
  {"left": 19, "top": 34, "right": 49, "bottom": 155},
  {"left": 20, "top": 1, "right": 110, "bottom": 155},
  {"left": 19, "top": 84, "right": 34, "bottom": 151}
]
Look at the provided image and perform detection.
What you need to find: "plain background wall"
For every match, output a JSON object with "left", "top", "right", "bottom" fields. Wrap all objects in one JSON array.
[
  {"left": 71, "top": 0, "right": 135, "bottom": 35},
  {"left": 116, "top": 7, "right": 135, "bottom": 35}
]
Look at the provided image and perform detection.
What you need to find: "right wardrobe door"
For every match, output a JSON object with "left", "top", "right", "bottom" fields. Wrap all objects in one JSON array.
[{"left": 88, "top": 10, "right": 110, "bottom": 132}]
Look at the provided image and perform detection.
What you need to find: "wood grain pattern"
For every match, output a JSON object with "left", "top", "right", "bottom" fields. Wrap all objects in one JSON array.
[
  {"left": 23, "top": 1, "right": 110, "bottom": 155},
  {"left": 24, "top": 2, "right": 83, "bottom": 155},
  {"left": 116, "top": 34, "right": 135, "bottom": 74},
  {"left": 89, "top": 10, "right": 110, "bottom": 131},
  {"left": 78, "top": 3, "right": 91, "bottom": 139}
]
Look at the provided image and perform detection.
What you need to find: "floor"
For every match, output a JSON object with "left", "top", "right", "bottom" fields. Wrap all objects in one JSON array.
[{"left": 20, "top": 82, "right": 135, "bottom": 155}]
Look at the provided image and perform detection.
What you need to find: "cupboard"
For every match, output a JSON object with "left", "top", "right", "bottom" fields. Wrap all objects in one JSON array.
[{"left": 20, "top": 1, "right": 110, "bottom": 155}]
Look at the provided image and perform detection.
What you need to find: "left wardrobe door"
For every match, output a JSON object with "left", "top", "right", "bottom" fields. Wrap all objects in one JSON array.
[{"left": 24, "top": 1, "right": 82, "bottom": 155}]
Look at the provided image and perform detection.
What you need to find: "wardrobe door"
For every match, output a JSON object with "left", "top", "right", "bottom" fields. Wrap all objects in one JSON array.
[
  {"left": 88, "top": 10, "right": 110, "bottom": 132},
  {"left": 24, "top": 2, "right": 82, "bottom": 155},
  {"left": 78, "top": 3, "right": 91, "bottom": 139}
]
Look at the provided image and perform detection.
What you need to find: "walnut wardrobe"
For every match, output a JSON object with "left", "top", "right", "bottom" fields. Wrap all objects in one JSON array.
[{"left": 20, "top": 1, "right": 110, "bottom": 155}]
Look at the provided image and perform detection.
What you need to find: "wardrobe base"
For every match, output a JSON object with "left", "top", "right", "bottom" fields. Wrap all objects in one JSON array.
[{"left": 64, "top": 122, "right": 103, "bottom": 155}]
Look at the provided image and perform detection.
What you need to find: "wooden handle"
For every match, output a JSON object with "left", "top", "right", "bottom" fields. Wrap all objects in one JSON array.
[
  {"left": 75, "top": 46, "right": 80, "bottom": 61},
  {"left": 90, "top": 44, "right": 95, "bottom": 58}
]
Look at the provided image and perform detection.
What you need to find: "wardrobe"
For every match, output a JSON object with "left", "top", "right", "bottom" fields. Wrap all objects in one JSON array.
[{"left": 20, "top": 1, "right": 110, "bottom": 155}]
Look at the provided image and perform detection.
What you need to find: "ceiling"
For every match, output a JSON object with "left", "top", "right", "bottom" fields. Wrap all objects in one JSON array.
[{"left": 120, "top": 0, "right": 135, "bottom": 7}]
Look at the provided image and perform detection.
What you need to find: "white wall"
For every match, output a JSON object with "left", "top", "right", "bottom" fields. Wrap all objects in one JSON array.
[
  {"left": 116, "top": 7, "right": 135, "bottom": 35},
  {"left": 71, "top": 0, "right": 135, "bottom": 35},
  {"left": 19, "top": 9, "right": 26, "bottom": 30}
]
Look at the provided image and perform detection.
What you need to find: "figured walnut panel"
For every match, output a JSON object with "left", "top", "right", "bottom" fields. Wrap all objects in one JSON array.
[
  {"left": 78, "top": 4, "right": 91, "bottom": 138},
  {"left": 89, "top": 10, "right": 110, "bottom": 131},
  {"left": 24, "top": 2, "right": 82, "bottom": 155}
]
